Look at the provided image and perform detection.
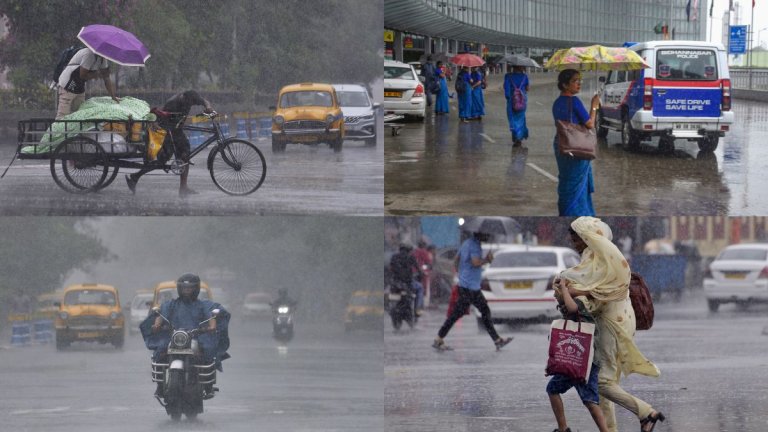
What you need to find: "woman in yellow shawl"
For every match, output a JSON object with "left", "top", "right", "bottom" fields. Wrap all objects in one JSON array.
[{"left": 559, "top": 217, "right": 665, "bottom": 432}]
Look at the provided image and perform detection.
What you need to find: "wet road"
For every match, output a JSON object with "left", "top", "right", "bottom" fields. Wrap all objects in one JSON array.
[
  {"left": 0, "top": 320, "right": 383, "bottom": 432},
  {"left": 384, "top": 291, "right": 768, "bottom": 431},
  {"left": 385, "top": 72, "right": 768, "bottom": 216},
  {"left": 0, "top": 131, "right": 383, "bottom": 216}
]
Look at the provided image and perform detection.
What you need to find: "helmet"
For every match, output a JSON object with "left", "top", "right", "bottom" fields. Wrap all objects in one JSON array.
[
  {"left": 176, "top": 273, "right": 201, "bottom": 301},
  {"left": 399, "top": 241, "right": 414, "bottom": 252}
]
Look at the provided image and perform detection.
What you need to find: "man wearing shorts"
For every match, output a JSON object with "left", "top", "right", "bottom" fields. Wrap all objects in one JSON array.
[{"left": 56, "top": 48, "right": 120, "bottom": 119}]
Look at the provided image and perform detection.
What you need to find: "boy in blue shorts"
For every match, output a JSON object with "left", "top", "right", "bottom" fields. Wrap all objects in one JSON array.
[{"left": 546, "top": 279, "right": 609, "bottom": 432}]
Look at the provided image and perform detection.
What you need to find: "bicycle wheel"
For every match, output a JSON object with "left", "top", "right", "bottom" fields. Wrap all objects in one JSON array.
[
  {"left": 209, "top": 138, "right": 267, "bottom": 195},
  {"left": 96, "top": 165, "right": 120, "bottom": 191},
  {"left": 50, "top": 136, "right": 109, "bottom": 193}
]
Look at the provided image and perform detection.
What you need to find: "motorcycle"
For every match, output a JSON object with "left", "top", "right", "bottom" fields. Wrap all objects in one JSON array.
[
  {"left": 388, "top": 280, "right": 417, "bottom": 331},
  {"left": 271, "top": 303, "right": 294, "bottom": 342},
  {"left": 150, "top": 307, "right": 219, "bottom": 421}
]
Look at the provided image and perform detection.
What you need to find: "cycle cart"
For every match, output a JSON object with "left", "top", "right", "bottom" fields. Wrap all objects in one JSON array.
[{"left": 4, "top": 112, "right": 267, "bottom": 196}]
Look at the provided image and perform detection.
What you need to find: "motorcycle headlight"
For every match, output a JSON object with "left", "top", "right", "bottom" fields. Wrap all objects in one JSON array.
[
  {"left": 325, "top": 114, "right": 334, "bottom": 125},
  {"left": 273, "top": 115, "right": 284, "bottom": 126},
  {"left": 171, "top": 331, "right": 190, "bottom": 349},
  {"left": 58, "top": 311, "right": 69, "bottom": 320},
  {"left": 278, "top": 306, "right": 290, "bottom": 314}
]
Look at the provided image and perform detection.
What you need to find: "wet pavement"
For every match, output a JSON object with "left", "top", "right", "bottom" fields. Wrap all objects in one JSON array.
[
  {"left": 0, "top": 131, "right": 383, "bottom": 216},
  {"left": 385, "top": 291, "right": 768, "bottom": 431},
  {"left": 0, "top": 320, "right": 383, "bottom": 432},
  {"left": 385, "top": 72, "right": 768, "bottom": 216}
]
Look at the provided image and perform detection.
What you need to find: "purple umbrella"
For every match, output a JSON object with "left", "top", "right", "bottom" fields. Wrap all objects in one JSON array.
[{"left": 77, "top": 24, "right": 150, "bottom": 67}]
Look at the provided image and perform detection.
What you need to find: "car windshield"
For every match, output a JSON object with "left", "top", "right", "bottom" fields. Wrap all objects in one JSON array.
[
  {"left": 490, "top": 252, "right": 558, "bottom": 268},
  {"left": 280, "top": 90, "right": 333, "bottom": 108},
  {"left": 384, "top": 66, "right": 415, "bottom": 80},
  {"left": 336, "top": 91, "right": 371, "bottom": 107},
  {"left": 656, "top": 49, "right": 718, "bottom": 80},
  {"left": 350, "top": 294, "right": 381, "bottom": 306},
  {"left": 64, "top": 290, "right": 116, "bottom": 306},
  {"left": 131, "top": 295, "right": 152, "bottom": 309},
  {"left": 718, "top": 249, "right": 768, "bottom": 261}
]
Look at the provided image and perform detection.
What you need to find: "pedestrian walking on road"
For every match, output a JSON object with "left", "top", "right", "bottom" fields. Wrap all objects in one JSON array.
[
  {"left": 421, "top": 56, "right": 436, "bottom": 108},
  {"left": 456, "top": 66, "right": 472, "bottom": 122},
  {"left": 504, "top": 65, "right": 530, "bottom": 146},
  {"left": 552, "top": 70, "right": 600, "bottom": 216},
  {"left": 469, "top": 66, "right": 485, "bottom": 120},
  {"left": 563, "top": 217, "right": 665, "bottom": 432},
  {"left": 433, "top": 230, "right": 512, "bottom": 351},
  {"left": 434, "top": 61, "right": 450, "bottom": 115},
  {"left": 547, "top": 279, "right": 610, "bottom": 432}
]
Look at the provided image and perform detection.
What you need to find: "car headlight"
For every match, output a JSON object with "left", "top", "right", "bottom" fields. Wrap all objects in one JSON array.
[
  {"left": 58, "top": 311, "right": 69, "bottom": 320},
  {"left": 361, "top": 114, "right": 374, "bottom": 120},
  {"left": 273, "top": 115, "right": 284, "bottom": 126},
  {"left": 171, "top": 331, "right": 190, "bottom": 348},
  {"left": 325, "top": 114, "right": 335, "bottom": 125},
  {"left": 278, "top": 306, "right": 290, "bottom": 314}
]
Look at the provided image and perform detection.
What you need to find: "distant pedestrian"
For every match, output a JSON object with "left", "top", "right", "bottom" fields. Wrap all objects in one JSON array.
[
  {"left": 469, "top": 66, "right": 485, "bottom": 120},
  {"left": 547, "top": 278, "right": 610, "bottom": 432},
  {"left": 421, "top": 56, "right": 436, "bottom": 108},
  {"left": 504, "top": 65, "right": 530, "bottom": 146},
  {"left": 563, "top": 217, "right": 665, "bottom": 432},
  {"left": 456, "top": 66, "right": 472, "bottom": 123},
  {"left": 434, "top": 61, "right": 450, "bottom": 115},
  {"left": 432, "top": 230, "right": 512, "bottom": 351},
  {"left": 551, "top": 70, "right": 600, "bottom": 216}
]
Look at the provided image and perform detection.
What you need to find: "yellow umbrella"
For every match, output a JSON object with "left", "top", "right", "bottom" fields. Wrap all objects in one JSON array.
[{"left": 545, "top": 45, "right": 650, "bottom": 71}]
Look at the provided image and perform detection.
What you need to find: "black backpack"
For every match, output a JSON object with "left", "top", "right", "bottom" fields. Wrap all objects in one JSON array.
[{"left": 52, "top": 45, "right": 84, "bottom": 84}]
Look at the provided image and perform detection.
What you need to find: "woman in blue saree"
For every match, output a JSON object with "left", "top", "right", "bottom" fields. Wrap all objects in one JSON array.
[
  {"left": 503, "top": 65, "right": 529, "bottom": 146},
  {"left": 470, "top": 66, "right": 485, "bottom": 120},
  {"left": 551, "top": 69, "right": 601, "bottom": 216},
  {"left": 434, "top": 61, "right": 450, "bottom": 115},
  {"left": 457, "top": 66, "right": 472, "bottom": 122}
]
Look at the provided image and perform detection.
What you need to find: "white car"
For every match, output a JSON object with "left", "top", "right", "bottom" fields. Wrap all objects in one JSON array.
[
  {"left": 242, "top": 292, "right": 273, "bottom": 319},
  {"left": 477, "top": 245, "right": 582, "bottom": 324},
  {"left": 703, "top": 243, "right": 768, "bottom": 312},
  {"left": 384, "top": 60, "right": 426, "bottom": 120},
  {"left": 128, "top": 291, "right": 153, "bottom": 335},
  {"left": 332, "top": 84, "right": 378, "bottom": 147}
]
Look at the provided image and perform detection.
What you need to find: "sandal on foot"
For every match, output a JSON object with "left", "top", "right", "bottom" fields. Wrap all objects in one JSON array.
[
  {"left": 640, "top": 412, "right": 665, "bottom": 432},
  {"left": 494, "top": 337, "right": 513, "bottom": 350},
  {"left": 432, "top": 339, "right": 453, "bottom": 351}
]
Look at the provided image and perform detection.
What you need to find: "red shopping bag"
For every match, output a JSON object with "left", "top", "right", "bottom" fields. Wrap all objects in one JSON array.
[{"left": 545, "top": 319, "right": 596, "bottom": 383}]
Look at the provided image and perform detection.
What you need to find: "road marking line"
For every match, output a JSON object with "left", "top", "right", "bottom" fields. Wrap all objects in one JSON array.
[
  {"left": 527, "top": 163, "right": 558, "bottom": 182},
  {"left": 473, "top": 416, "right": 522, "bottom": 420},
  {"left": 479, "top": 133, "right": 496, "bottom": 143},
  {"left": 535, "top": 101, "right": 544, "bottom": 106}
]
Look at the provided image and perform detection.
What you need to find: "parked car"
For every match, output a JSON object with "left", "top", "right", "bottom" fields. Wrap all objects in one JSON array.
[
  {"left": 241, "top": 292, "right": 273, "bottom": 319},
  {"left": 597, "top": 40, "right": 733, "bottom": 153},
  {"left": 384, "top": 60, "right": 426, "bottom": 120},
  {"left": 270, "top": 82, "right": 345, "bottom": 153},
  {"left": 703, "top": 243, "right": 768, "bottom": 312},
  {"left": 332, "top": 84, "right": 379, "bottom": 147},
  {"left": 150, "top": 280, "right": 213, "bottom": 309},
  {"left": 54, "top": 283, "right": 124, "bottom": 350},
  {"left": 477, "top": 245, "right": 581, "bottom": 325},
  {"left": 128, "top": 289, "right": 153, "bottom": 335},
  {"left": 344, "top": 290, "right": 384, "bottom": 332}
]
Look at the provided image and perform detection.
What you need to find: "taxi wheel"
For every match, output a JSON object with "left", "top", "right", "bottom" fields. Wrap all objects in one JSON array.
[
  {"left": 271, "top": 137, "right": 286, "bottom": 153},
  {"left": 707, "top": 299, "right": 720, "bottom": 313},
  {"left": 331, "top": 137, "right": 343, "bottom": 153}
]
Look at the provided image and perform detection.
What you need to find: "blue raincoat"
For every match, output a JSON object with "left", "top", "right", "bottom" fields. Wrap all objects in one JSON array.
[
  {"left": 434, "top": 68, "right": 450, "bottom": 114},
  {"left": 470, "top": 70, "right": 485, "bottom": 118},
  {"left": 552, "top": 95, "right": 595, "bottom": 216},
  {"left": 503, "top": 72, "right": 529, "bottom": 142},
  {"left": 140, "top": 299, "right": 231, "bottom": 371}
]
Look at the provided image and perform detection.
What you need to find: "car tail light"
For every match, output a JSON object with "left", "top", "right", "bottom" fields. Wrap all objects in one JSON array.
[
  {"left": 545, "top": 276, "right": 555, "bottom": 291},
  {"left": 758, "top": 267, "right": 768, "bottom": 279},
  {"left": 413, "top": 83, "right": 424, "bottom": 98},
  {"left": 643, "top": 78, "right": 653, "bottom": 111},
  {"left": 721, "top": 79, "right": 731, "bottom": 111},
  {"left": 480, "top": 278, "right": 491, "bottom": 292}
]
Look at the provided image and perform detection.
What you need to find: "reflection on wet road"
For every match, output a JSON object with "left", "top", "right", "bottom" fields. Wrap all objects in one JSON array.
[
  {"left": 385, "top": 73, "right": 768, "bottom": 215},
  {"left": 385, "top": 292, "right": 768, "bottom": 431}
]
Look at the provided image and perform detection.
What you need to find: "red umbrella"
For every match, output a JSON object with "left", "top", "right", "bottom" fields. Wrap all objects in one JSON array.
[{"left": 450, "top": 53, "right": 485, "bottom": 67}]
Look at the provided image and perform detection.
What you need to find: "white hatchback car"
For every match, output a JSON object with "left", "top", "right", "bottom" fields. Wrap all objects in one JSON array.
[
  {"left": 128, "top": 291, "right": 153, "bottom": 335},
  {"left": 477, "top": 245, "right": 582, "bottom": 325},
  {"left": 384, "top": 60, "right": 426, "bottom": 120},
  {"left": 332, "top": 84, "right": 378, "bottom": 147},
  {"left": 703, "top": 243, "right": 768, "bottom": 312}
]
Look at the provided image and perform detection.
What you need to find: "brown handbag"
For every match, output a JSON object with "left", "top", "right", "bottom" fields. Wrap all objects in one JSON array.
[
  {"left": 629, "top": 272, "right": 655, "bottom": 331},
  {"left": 556, "top": 97, "right": 597, "bottom": 160}
]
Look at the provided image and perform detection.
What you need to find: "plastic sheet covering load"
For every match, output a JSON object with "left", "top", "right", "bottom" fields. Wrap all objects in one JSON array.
[{"left": 21, "top": 96, "right": 155, "bottom": 155}]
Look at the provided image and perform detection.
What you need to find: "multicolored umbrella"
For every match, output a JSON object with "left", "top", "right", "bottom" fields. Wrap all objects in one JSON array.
[
  {"left": 544, "top": 45, "right": 649, "bottom": 71},
  {"left": 77, "top": 24, "right": 150, "bottom": 67},
  {"left": 450, "top": 53, "right": 485, "bottom": 68}
]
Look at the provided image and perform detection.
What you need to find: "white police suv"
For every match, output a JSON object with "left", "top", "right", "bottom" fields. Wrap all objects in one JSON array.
[{"left": 596, "top": 40, "right": 734, "bottom": 153}]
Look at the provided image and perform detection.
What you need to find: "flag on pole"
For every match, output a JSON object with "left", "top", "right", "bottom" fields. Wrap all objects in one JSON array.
[
  {"left": 687, "top": 0, "right": 692, "bottom": 21},
  {"left": 710, "top": 0, "right": 714, "bottom": 17},
  {"left": 730, "top": 0, "right": 734, "bottom": 10}
]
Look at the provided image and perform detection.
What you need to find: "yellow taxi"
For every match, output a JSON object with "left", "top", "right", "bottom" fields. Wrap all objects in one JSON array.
[
  {"left": 344, "top": 290, "right": 384, "bottom": 332},
  {"left": 150, "top": 280, "right": 213, "bottom": 309},
  {"left": 35, "top": 291, "right": 63, "bottom": 320},
  {"left": 271, "top": 83, "right": 345, "bottom": 153},
  {"left": 54, "top": 283, "right": 124, "bottom": 350}
]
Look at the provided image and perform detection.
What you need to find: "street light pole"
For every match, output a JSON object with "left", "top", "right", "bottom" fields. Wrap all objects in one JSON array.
[{"left": 759, "top": 27, "right": 768, "bottom": 48}]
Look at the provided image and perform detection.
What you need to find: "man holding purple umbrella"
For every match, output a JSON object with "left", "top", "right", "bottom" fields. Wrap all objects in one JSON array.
[{"left": 55, "top": 47, "right": 120, "bottom": 119}]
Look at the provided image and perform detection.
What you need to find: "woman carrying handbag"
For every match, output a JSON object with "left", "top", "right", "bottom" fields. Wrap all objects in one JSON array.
[{"left": 551, "top": 69, "right": 600, "bottom": 216}]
